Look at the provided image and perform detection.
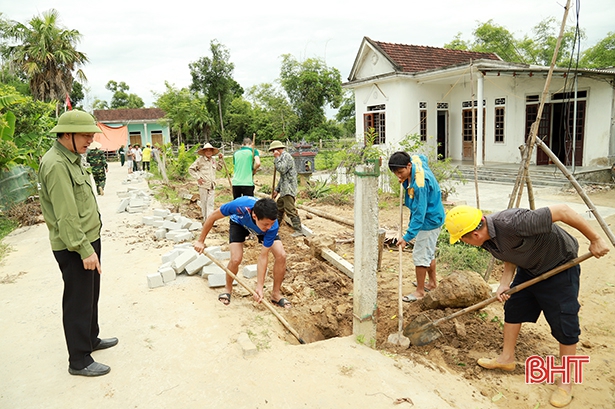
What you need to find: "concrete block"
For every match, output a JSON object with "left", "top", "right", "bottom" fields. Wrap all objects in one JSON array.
[
  {"left": 172, "top": 231, "right": 193, "bottom": 243},
  {"left": 189, "top": 222, "right": 202, "bottom": 231},
  {"left": 116, "top": 191, "right": 130, "bottom": 198},
  {"left": 147, "top": 273, "right": 164, "bottom": 288},
  {"left": 153, "top": 208, "right": 170, "bottom": 217},
  {"left": 174, "top": 243, "right": 193, "bottom": 250},
  {"left": 204, "top": 246, "right": 221, "bottom": 255},
  {"left": 201, "top": 263, "right": 226, "bottom": 277},
  {"left": 185, "top": 254, "right": 209, "bottom": 276},
  {"left": 142, "top": 216, "right": 155, "bottom": 225},
  {"left": 161, "top": 248, "right": 182, "bottom": 264},
  {"left": 117, "top": 198, "right": 130, "bottom": 213},
  {"left": 165, "top": 229, "right": 189, "bottom": 240},
  {"left": 207, "top": 272, "right": 236, "bottom": 288},
  {"left": 155, "top": 228, "right": 167, "bottom": 240},
  {"left": 178, "top": 217, "right": 192, "bottom": 229},
  {"left": 171, "top": 249, "right": 198, "bottom": 273},
  {"left": 237, "top": 333, "right": 257, "bottom": 357},
  {"left": 127, "top": 205, "right": 147, "bottom": 213},
  {"left": 162, "top": 220, "right": 182, "bottom": 231},
  {"left": 242, "top": 264, "right": 257, "bottom": 279},
  {"left": 160, "top": 266, "right": 176, "bottom": 283},
  {"left": 158, "top": 261, "right": 172, "bottom": 272},
  {"left": 216, "top": 251, "right": 231, "bottom": 260},
  {"left": 152, "top": 219, "right": 165, "bottom": 228}
]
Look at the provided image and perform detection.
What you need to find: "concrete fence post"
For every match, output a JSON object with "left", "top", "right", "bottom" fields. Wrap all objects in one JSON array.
[{"left": 352, "top": 160, "right": 380, "bottom": 347}]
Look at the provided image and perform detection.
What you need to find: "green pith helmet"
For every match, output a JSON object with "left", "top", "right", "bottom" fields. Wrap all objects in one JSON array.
[
  {"left": 50, "top": 110, "right": 102, "bottom": 134},
  {"left": 268, "top": 140, "right": 285, "bottom": 151}
]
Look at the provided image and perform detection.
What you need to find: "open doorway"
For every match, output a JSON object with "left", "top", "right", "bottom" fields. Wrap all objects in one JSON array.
[{"left": 437, "top": 110, "right": 448, "bottom": 159}]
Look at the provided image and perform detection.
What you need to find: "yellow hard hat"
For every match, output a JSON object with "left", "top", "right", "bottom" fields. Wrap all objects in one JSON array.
[{"left": 445, "top": 205, "right": 483, "bottom": 244}]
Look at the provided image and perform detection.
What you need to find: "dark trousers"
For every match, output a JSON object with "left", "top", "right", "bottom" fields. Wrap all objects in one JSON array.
[
  {"left": 232, "top": 185, "right": 255, "bottom": 199},
  {"left": 53, "top": 239, "right": 101, "bottom": 369},
  {"left": 143, "top": 161, "right": 150, "bottom": 171}
]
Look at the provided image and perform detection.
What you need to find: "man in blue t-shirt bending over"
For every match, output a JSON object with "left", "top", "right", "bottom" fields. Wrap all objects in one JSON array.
[{"left": 194, "top": 196, "right": 291, "bottom": 309}]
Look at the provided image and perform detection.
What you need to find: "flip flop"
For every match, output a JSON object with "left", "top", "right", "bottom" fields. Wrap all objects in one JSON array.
[
  {"left": 218, "top": 293, "right": 231, "bottom": 305},
  {"left": 402, "top": 294, "right": 422, "bottom": 302},
  {"left": 412, "top": 281, "right": 431, "bottom": 292},
  {"left": 271, "top": 297, "right": 292, "bottom": 309}
]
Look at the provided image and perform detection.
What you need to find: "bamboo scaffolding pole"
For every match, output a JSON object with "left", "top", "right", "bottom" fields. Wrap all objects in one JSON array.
[
  {"left": 535, "top": 138, "right": 615, "bottom": 246},
  {"left": 513, "top": 0, "right": 572, "bottom": 210}
]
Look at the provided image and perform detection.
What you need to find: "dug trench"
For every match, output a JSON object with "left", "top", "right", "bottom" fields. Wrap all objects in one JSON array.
[
  {"left": 173, "top": 190, "right": 548, "bottom": 378},
  {"left": 153, "top": 177, "right": 615, "bottom": 407}
]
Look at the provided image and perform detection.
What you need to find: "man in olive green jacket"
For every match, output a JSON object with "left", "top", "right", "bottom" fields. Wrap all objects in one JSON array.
[{"left": 38, "top": 110, "right": 117, "bottom": 377}]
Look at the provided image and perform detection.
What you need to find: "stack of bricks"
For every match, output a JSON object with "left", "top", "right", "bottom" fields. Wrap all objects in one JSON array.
[
  {"left": 147, "top": 243, "right": 258, "bottom": 289},
  {"left": 116, "top": 187, "right": 153, "bottom": 213},
  {"left": 142, "top": 208, "right": 202, "bottom": 243}
]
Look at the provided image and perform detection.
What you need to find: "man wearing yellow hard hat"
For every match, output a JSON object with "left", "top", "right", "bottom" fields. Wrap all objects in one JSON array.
[{"left": 445, "top": 204, "right": 609, "bottom": 407}]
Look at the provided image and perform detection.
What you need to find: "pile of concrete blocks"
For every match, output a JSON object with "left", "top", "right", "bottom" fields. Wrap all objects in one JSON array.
[
  {"left": 148, "top": 243, "right": 250, "bottom": 289},
  {"left": 142, "top": 208, "right": 202, "bottom": 243},
  {"left": 117, "top": 186, "right": 153, "bottom": 213}
]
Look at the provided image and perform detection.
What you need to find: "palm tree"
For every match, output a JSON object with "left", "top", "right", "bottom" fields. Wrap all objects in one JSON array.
[{"left": 2, "top": 9, "right": 88, "bottom": 107}]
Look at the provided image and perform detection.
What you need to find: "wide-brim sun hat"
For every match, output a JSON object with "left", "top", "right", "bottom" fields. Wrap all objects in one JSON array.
[
  {"left": 50, "top": 110, "right": 103, "bottom": 134},
  {"left": 89, "top": 141, "right": 103, "bottom": 149},
  {"left": 268, "top": 140, "right": 285, "bottom": 151},
  {"left": 198, "top": 142, "right": 219, "bottom": 155}
]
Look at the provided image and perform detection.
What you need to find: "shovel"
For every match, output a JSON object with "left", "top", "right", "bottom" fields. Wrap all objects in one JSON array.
[
  {"left": 404, "top": 252, "right": 593, "bottom": 346},
  {"left": 201, "top": 251, "right": 306, "bottom": 344},
  {"left": 387, "top": 187, "right": 411, "bottom": 347}
]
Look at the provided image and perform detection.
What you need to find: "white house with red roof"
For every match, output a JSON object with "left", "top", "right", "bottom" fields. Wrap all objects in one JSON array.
[{"left": 344, "top": 37, "right": 615, "bottom": 167}]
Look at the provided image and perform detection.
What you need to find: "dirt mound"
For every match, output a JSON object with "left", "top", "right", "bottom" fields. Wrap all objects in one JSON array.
[{"left": 421, "top": 270, "right": 492, "bottom": 309}]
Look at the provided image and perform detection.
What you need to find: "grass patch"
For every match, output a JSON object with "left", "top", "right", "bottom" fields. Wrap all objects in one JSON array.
[
  {"left": 0, "top": 215, "right": 18, "bottom": 264},
  {"left": 437, "top": 229, "right": 491, "bottom": 273}
]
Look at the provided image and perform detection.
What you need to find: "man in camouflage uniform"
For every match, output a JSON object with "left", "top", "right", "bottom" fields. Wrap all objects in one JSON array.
[
  {"left": 86, "top": 141, "right": 108, "bottom": 196},
  {"left": 269, "top": 140, "right": 303, "bottom": 237}
]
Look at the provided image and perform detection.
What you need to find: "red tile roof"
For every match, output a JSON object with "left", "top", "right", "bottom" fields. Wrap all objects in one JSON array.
[
  {"left": 93, "top": 108, "right": 166, "bottom": 122},
  {"left": 370, "top": 38, "right": 502, "bottom": 73}
]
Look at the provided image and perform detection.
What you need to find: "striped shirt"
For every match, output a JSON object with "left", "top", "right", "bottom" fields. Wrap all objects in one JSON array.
[{"left": 481, "top": 207, "right": 578, "bottom": 277}]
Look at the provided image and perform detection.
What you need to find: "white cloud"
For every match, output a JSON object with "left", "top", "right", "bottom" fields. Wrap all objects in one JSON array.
[{"left": 3, "top": 0, "right": 613, "bottom": 108}]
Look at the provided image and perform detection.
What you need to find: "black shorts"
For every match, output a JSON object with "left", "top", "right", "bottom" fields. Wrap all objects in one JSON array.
[
  {"left": 229, "top": 220, "right": 280, "bottom": 244},
  {"left": 504, "top": 264, "right": 581, "bottom": 345},
  {"left": 232, "top": 185, "right": 255, "bottom": 199}
]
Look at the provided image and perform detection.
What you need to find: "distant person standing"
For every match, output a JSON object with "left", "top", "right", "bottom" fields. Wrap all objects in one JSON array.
[
  {"left": 142, "top": 143, "right": 152, "bottom": 171},
  {"left": 232, "top": 137, "right": 260, "bottom": 198},
  {"left": 86, "top": 141, "right": 108, "bottom": 196},
  {"left": 126, "top": 144, "right": 134, "bottom": 174},
  {"left": 118, "top": 145, "right": 125, "bottom": 166},
  {"left": 133, "top": 144, "right": 142, "bottom": 172},
  {"left": 268, "top": 140, "right": 303, "bottom": 237},
  {"left": 38, "top": 110, "right": 118, "bottom": 377},
  {"left": 189, "top": 143, "right": 223, "bottom": 220}
]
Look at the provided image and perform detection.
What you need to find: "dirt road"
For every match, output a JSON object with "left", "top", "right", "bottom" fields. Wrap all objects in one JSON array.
[{"left": 0, "top": 162, "right": 495, "bottom": 409}]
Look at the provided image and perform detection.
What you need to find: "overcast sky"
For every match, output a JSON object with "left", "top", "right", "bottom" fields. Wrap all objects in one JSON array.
[{"left": 2, "top": 0, "right": 613, "bottom": 109}]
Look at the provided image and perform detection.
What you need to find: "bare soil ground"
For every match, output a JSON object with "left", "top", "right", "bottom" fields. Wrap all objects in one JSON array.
[{"left": 1, "top": 163, "right": 614, "bottom": 408}]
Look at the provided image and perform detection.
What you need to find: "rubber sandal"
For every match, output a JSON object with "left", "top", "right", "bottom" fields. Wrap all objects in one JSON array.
[
  {"left": 218, "top": 293, "right": 231, "bottom": 305},
  {"left": 549, "top": 387, "right": 573, "bottom": 408},
  {"left": 402, "top": 294, "right": 422, "bottom": 302},
  {"left": 271, "top": 297, "right": 292, "bottom": 309},
  {"left": 412, "top": 281, "right": 431, "bottom": 292}
]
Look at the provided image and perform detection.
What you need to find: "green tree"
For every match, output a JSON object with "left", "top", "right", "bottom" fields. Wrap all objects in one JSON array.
[
  {"left": 92, "top": 98, "right": 109, "bottom": 110},
  {"left": 279, "top": 54, "right": 342, "bottom": 134},
  {"left": 105, "top": 80, "right": 144, "bottom": 109},
  {"left": 0, "top": 83, "right": 55, "bottom": 171},
  {"left": 154, "top": 82, "right": 214, "bottom": 146},
  {"left": 189, "top": 40, "right": 243, "bottom": 137},
  {"left": 246, "top": 83, "right": 297, "bottom": 141},
  {"left": 579, "top": 32, "right": 615, "bottom": 68},
  {"left": 69, "top": 81, "right": 84, "bottom": 109},
  {"left": 335, "top": 90, "right": 356, "bottom": 137},
  {"left": 518, "top": 17, "right": 581, "bottom": 66},
  {"left": 445, "top": 18, "right": 581, "bottom": 67},
  {"left": 1, "top": 9, "right": 88, "bottom": 106}
]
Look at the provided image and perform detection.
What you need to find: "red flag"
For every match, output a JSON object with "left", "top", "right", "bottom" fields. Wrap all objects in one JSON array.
[{"left": 65, "top": 93, "right": 72, "bottom": 110}]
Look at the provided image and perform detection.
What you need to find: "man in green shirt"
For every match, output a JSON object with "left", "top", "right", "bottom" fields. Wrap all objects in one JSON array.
[
  {"left": 232, "top": 137, "right": 260, "bottom": 198},
  {"left": 38, "top": 110, "right": 118, "bottom": 377}
]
